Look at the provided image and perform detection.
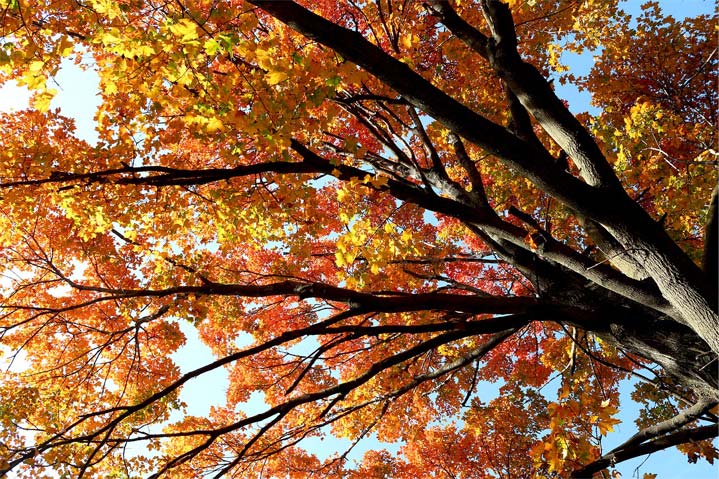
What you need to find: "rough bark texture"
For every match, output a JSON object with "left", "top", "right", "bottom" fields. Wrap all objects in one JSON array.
[
  {"left": 1, "top": 1, "right": 715, "bottom": 476},
  {"left": 245, "top": 0, "right": 719, "bottom": 473},
  {"left": 248, "top": 0, "right": 719, "bottom": 355}
]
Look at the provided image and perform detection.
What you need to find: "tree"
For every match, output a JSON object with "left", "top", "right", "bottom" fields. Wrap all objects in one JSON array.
[{"left": 0, "top": 0, "right": 716, "bottom": 477}]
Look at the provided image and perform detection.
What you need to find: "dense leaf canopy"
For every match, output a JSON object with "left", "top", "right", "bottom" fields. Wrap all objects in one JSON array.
[{"left": 0, "top": 0, "right": 716, "bottom": 477}]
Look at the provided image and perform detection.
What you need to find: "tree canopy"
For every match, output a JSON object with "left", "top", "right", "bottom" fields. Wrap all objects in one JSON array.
[{"left": 0, "top": 0, "right": 717, "bottom": 477}]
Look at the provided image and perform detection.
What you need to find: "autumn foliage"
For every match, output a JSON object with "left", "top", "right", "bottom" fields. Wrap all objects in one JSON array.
[{"left": 0, "top": 0, "right": 716, "bottom": 477}]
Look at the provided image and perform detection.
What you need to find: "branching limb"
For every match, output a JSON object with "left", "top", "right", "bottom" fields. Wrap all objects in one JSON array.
[
  {"left": 504, "top": 206, "right": 673, "bottom": 315},
  {"left": 0, "top": 307, "right": 366, "bottom": 476},
  {"left": 298, "top": 143, "right": 673, "bottom": 316},
  {"left": 575, "top": 215, "right": 650, "bottom": 281},
  {"left": 477, "top": 0, "right": 621, "bottom": 190},
  {"left": 207, "top": 328, "right": 519, "bottom": 479},
  {"left": 571, "top": 414, "right": 718, "bottom": 478},
  {"left": 406, "top": 105, "right": 488, "bottom": 203},
  {"left": 290, "top": 140, "right": 522, "bottom": 234},
  {"left": 247, "top": 0, "right": 614, "bottom": 217},
  {"left": 97, "top": 327, "right": 520, "bottom": 476},
  {"left": 406, "top": 105, "right": 446, "bottom": 174},
  {"left": 424, "top": 0, "right": 490, "bottom": 58},
  {"left": 334, "top": 93, "right": 417, "bottom": 168},
  {"left": 10, "top": 276, "right": 549, "bottom": 316},
  {"left": 249, "top": 0, "right": 719, "bottom": 352},
  {"left": 620, "top": 398, "right": 719, "bottom": 450},
  {"left": 447, "top": 132, "right": 490, "bottom": 207},
  {"left": 504, "top": 83, "right": 541, "bottom": 147},
  {"left": 0, "top": 162, "right": 322, "bottom": 188}
]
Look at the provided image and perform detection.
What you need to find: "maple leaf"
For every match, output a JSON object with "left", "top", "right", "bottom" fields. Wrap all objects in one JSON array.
[{"left": 0, "top": 1, "right": 716, "bottom": 478}]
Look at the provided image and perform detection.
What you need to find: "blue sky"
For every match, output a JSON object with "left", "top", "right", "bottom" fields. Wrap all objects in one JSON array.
[{"left": 0, "top": 0, "right": 716, "bottom": 477}]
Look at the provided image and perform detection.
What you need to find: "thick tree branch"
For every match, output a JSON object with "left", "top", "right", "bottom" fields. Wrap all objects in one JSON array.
[
  {"left": 503, "top": 207, "right": 673, "bottom": 315},
  {"left": 481, "top": 0, "right": 717, "bottom": 344},
  {"left": 570, "top": 424, "right": 719, "bottom": 478},
  {"left": 504, "top": 83, "right": 542, "bottom": 147},
  {"left": 428, "top": 0, "right": 617, "bottom": 187},
  {"left": 620, "top": 398, "right": 718, "bottom": 450},
  {"left": 478, "top": 0, "right": 622, "bottom": 190},
  {"left": 424, "top": 0, "right": 490, "bottom": 58},
  {"left": 27, "top": 276, "right": 550, "bottom": 316},
  {"left": 247, "top": 0, "right": 615, "bottom": 217},
  {"left": 576, "top": 215, "right": 650, "bottom": 281},
  {"left": 0, "top": 162, "right": 322, "bottom": 188},
  {"left": 298, "top": 139, "right": 674, "bottom": 317},
  {"left": 248, "top": 1, "right": 719, "bottom": 351}
]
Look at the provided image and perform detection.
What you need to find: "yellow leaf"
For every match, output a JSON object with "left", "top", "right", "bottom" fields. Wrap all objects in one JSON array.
[
  {"left": 334, "top": 251, "right": 346, "bottom": 267},
  {"left": 266, "top": 70, "right": 288, "bottom": 85},
  {"left": 205, "top": 117, "right": 224, "bottom": 132},
  {"left": 99, "top": 28, "right": 123, "bottom": 47},
  {"left": 20, "top": 61, "right": 46, "bottom": 90},
  {"left": 104, "top": 80, "right": 118, "bottom": 95},
  {"left": 400, "top": 33, "right": 418, "bottom": 50},
  {"left": 598, "top": 417, "right": 620, "bottom": 435},
  {"left": 169, "top": 19, "right": 199, "bottom": 43},
  {"left": 527, "top": 234, "right": 538, "bottom": 250},
  {"left": 204, "top": 39, "right": 221, "bottom": 56},
  {"left": 557, "top": 436, "right": 569, "bottom": 459},
  {"left": 33, "top": 89, "right": 56, "bottom": 112},
  {"left": 89, "top": 0, "right": 121, "bottom": 18},
  {"left": 27, "top": 60, "right": 45, "bottom": 73}
]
